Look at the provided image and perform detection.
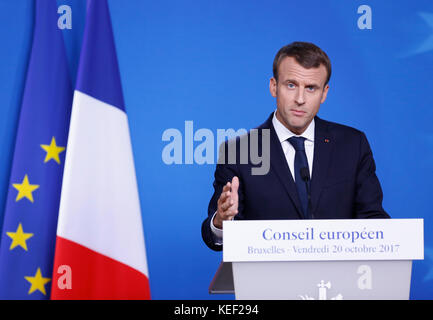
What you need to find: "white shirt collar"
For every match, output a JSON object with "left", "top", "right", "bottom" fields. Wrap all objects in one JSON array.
[{"left": 272, "top": 110, "right": 315, "bottom": 143}]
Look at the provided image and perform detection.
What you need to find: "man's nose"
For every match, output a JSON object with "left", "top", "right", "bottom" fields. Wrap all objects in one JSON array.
[{"left": 295, "top": 87, "right": 305, "bottom": 105}]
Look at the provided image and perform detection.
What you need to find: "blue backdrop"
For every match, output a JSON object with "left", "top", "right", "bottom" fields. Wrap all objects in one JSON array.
[{"left": 0, "top": 0, "right": 432, "bottom": 299}]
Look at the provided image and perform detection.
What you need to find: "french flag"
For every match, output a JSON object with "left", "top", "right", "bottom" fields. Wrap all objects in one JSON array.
[{"left": 51, "top": 0, "right": 150, "bottom": 299}]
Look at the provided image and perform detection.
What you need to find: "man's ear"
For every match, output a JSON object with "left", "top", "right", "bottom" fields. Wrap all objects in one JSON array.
[
  {"left": 269, "top": 77, "right": 277, "bottom": 97},
  {"left": 320, "top": 84, "right": 329, "bottom": 103}
]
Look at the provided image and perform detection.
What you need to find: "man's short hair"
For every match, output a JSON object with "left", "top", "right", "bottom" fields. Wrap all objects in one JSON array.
[{"left": 272, "top": 42, "right": 332, "bottom": 86}]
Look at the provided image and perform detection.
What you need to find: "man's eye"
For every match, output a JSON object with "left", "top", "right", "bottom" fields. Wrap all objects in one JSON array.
[
  {"left": 306, "top": 86, "right": 316, "bottom": 92},
  {"left": 287, "top": 83, "right": 295, "bottom": 89}
]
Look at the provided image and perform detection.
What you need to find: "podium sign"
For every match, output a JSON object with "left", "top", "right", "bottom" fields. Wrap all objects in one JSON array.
[
  {"left": 223, "top": 219, "right": 423, "bottom": 262},
  {"left": 213, "top": 219, "right": 423, "bottom": 300}
]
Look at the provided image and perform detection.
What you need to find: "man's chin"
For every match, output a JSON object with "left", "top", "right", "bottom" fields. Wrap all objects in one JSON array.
[{"left": 287, "top": 121, "right": 309, "bottom": 135}]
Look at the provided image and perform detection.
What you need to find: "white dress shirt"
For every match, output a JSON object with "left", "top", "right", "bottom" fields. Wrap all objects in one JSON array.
[
  {"left": 210, "top": 111, "right": 316, "bottom": 245},
  {"left": 272, "top": 111, "right": 315, "bottom": 181}
]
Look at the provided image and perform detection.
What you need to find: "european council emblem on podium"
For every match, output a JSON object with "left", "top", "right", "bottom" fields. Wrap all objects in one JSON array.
[{"left": 299, "top": 280, "right": 343, "bottom": 300}]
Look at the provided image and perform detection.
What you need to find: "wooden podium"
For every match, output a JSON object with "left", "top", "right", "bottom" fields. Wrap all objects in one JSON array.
[{"left": 209, "top": 219, "right": 423, "bottom": 300}]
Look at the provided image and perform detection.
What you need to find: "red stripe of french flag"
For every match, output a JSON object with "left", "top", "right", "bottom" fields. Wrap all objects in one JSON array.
[{"left": 52, "top": 237, "right": 150, "bottom": 299}]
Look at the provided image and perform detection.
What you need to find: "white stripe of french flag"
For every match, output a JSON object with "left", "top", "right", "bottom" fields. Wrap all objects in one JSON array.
[{"left": 51, "top": 0, "right": 150, "bottom": 299}]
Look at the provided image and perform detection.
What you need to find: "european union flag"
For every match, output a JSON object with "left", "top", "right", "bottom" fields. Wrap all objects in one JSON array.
[{"left": 0, "top": 0, "right": 72, "bottom": 299}]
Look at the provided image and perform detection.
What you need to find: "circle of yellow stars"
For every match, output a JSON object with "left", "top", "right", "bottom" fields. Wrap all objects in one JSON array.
[{"left": 5, "top": 136, "right": 65, "bottom": 296}]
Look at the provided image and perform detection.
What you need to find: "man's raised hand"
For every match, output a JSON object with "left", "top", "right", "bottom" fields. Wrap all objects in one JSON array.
[{"left": 214, "top": 176, "right": 239, "bottom": 229}]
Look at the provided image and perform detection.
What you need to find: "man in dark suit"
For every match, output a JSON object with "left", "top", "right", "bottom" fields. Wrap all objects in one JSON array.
[{"left": 202, "top": 42, "right": 389, "bottom": 251}]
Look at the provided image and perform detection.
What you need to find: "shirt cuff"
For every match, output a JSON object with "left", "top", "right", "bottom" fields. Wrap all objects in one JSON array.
[{"left": 210, "top": 211, "right": 223, "bottom": 245}]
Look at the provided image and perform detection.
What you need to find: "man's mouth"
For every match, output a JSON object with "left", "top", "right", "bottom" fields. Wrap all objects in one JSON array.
[{"left": 291, "top": 109, "right": 305, "bottom": 116}]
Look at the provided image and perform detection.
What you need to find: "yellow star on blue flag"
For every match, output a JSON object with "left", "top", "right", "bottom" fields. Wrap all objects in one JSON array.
[
  {"left": 6, "top": 223, "right": 34, "bottom": 251},
  {"left": 24, "top": 268, "right": 51, "bottom": 295},
  {"left": 40, "top": 136, "right": 65, "bottom": 164},
  {"left": 12, "top": 174, "right": 39, "bottom": 203}
]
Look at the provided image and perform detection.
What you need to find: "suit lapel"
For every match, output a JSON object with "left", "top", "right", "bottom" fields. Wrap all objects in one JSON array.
[
  {"left": 262, "top": 113, "right": 304, "bottom": 219},
  {"left": 311, "top": 116, "right": 334, "bottom": 217}
]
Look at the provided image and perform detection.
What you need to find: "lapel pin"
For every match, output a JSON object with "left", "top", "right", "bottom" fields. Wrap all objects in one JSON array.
[{"left": 324, "top": 139, "right": 330, "bottom": 143}]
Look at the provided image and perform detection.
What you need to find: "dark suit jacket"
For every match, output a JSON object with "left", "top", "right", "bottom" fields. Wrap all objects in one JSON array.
[{"left": 202, "top": 112, "right": 390, "bottom": 251}]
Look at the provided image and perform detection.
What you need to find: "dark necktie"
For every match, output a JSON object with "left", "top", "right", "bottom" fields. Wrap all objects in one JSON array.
[{"left": 288, "top": 136, "right": 310, "bottom": 219}]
